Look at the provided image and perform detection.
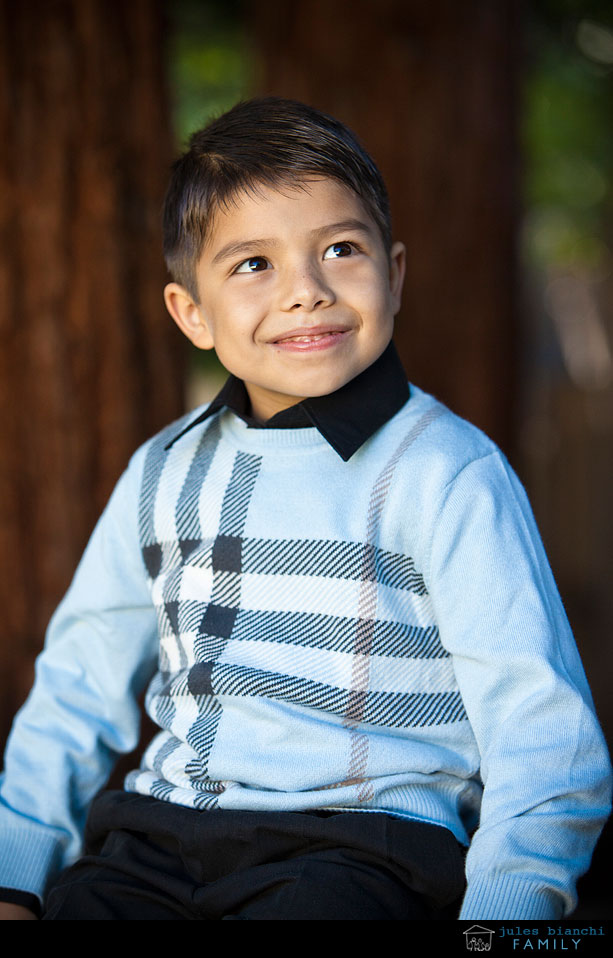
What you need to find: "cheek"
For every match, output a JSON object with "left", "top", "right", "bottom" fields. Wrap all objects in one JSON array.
[
  {"left": 358, "top": 287, "right": 395, "bottom": 330},
  {"left": 223, "top": 288, "right": 269, "bottom": 327},
  {"left": 347, "top": 268, "right": 391, "bottom": 308}
]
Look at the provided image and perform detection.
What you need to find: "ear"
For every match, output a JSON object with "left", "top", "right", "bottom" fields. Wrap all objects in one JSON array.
[
  {"left": 388, "top": 242, "right": 406, "bottom": 315},
  {"left": 163, "top": 282, "right": 215, "bottom": 350}
]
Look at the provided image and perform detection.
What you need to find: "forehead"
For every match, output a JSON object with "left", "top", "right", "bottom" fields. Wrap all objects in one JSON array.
[{"left": 202, "top": 178, "right": 379, "bottom": 260}]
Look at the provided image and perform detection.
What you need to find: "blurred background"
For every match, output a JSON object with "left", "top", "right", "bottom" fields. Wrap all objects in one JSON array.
[{"left": 1, "top": 0, "right": 611, "bottom": 916}]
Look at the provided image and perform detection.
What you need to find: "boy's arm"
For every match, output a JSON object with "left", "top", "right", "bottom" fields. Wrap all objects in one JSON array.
[
  {"left": 0, "top": 903, "right": 37, "bottom": 921},
  {"left": 426, "top": 450, "right": 612, "bottom": 920},
  {"left": 0, "top": 445, "right": 158, "bottom": 910}
]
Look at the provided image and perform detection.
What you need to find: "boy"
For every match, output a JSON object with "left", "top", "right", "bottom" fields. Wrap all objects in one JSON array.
[{"left": 0, "top": 97, "right": 610, "bottom": 920}]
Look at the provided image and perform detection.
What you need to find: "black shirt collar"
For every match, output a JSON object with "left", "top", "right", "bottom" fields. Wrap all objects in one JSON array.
[{"left": 165, "top": 340, "right": 409, "bottom": 461}]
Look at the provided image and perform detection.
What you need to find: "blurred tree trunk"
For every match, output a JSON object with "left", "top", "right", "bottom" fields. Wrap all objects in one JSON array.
[
  {"left": 0, "top": 0, "right": 184, "bottom": 739},
  {"left": 252, "top": 0, "right": 518, "bottom": 452}
]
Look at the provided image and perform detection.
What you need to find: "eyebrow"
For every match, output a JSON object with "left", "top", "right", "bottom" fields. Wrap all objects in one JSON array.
[
  {"left": 211, "top": 218, "right": 374, "bottom": 267},
  {"left": 212, "top": 238, "right": 278, "bottom": 266}
]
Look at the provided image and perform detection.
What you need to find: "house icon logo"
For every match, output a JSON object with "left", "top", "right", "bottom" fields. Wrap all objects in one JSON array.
[{"left": 464, "top": 925, "right": 495, "bottom": 951}]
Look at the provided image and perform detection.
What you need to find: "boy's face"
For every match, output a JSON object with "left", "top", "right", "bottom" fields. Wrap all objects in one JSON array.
[{"left": 164, "top": 178, "right": 405, "bottom": 422}]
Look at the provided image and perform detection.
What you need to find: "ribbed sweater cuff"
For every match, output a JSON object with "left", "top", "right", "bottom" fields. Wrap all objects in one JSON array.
[
  {"left": 460, "top": 874, "right": 566, "bottom": 920},
  {"left": 0, "top": 824, "right": 64, "bottom": 903}
]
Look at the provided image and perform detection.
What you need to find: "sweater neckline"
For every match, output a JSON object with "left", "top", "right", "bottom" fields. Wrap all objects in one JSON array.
[{"left": 164, "top": 341, "right": 410, "bottom": 461}]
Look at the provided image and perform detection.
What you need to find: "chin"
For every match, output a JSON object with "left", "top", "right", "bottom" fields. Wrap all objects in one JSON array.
[{"left": 296, "top": 370, "right": 359, "bottom": 397}]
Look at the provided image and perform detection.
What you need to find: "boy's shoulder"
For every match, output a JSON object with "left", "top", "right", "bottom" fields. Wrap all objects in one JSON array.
[
  {"left": 369, "top": 385, "right": 529, "bottom": 552},
  {"left": 376, "top": 382, "right": 505, "bottom": 478}
]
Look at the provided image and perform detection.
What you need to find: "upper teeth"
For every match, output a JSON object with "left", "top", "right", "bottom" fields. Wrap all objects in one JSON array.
[{"left": 284, "top": 333, "right": 329, "bottom": 342}]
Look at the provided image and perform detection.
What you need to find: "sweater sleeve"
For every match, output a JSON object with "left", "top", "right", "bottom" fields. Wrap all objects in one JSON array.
[
  {"left": 426, "top": 450, "right": 612, "bottom": 920},
  {"left": 0, "top": 446, "right": 159, "bottom": 905}
]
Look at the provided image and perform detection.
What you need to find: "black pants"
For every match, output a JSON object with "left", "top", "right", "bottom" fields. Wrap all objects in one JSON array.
[{"left": 43, "top": 791, "right": 465, "bottom": 920}]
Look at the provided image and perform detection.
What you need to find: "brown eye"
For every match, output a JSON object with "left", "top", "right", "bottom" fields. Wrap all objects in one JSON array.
[
  {"left": 323, "top": 242, "right": 353, "bottom": 259},
  {"left": 235, "top": 256, "right": 270, "bottom": 273}
]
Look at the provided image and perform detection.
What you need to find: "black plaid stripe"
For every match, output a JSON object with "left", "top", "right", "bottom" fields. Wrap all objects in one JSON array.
[
  {"left": 148, "top": 672, "right": 178, "bottom": 734},
  {"left": 187, "top": 775, "right": 227, "bottom": 799},
  {"left": 199, "top": 603, "right": 238, "bottom": 640},
  {"left": 157, "top": 642, "right": 171, "bottom": 674},
  {"left": 212, "top": 535, "right": 242, "bottom": 572},
  {"left": 188, "top": 662, "right": 214, "bottom": 696},
  {"left": 157, "top": 540, "right": 212, "bottom": 657},
  {"left": 162, "top": 543, "right": 203, "bottom": 607},
  {"left": 139, "top": 432, "right": 172, "bottom": 549},
  {"left": 160, "top": 599, "right": 220, "bottom": 637},
  {"left": 241, "top": 538, "right": 428, "bottom": 593},
  {"left": 140, "top": 434, "right": 170, "bottom": 579},
  {"left": 175, "top": 419, "right": 221, "bottom": 543},
  {"left": 160, "top": 599, "right": 212, "bottom": 638},
  {"left": 209, "top": 662, "right": 466, "bottom": 730},
  {"left": 140, "top": 418, "right": 221, "bottom": 581},
  {"left": 182, "top": 695, "right": 224, "bottom": 783},
  {"left": 183, "top": 538, "right": 215, "bottom": 566},
  {"left": 133, "top": 776, "right": 221, "bottom": 810},
  {"left": 177, "top": 450, "right": 262, "bottom": 775},
  {"left": 151, "top": 670, "right": 189, "bottom": 699},
  {"left": 163, "top": 600, "right": 180, "bottom": 636},
  {"left": 193, "top": 634, "right": 234, "bottom": 662},
  {"left": 149, "top": 779, "right": 178, "bottom": 803},
  {"left": 139, "top": 416, "right": 195, "bottom": 546},
  {"left": 198, "top": 451, "right": 262, "bottom": 643},
  {"left": 365, "top": 689, "right": 467, "bottom": 727},
  {"left": 206, "top": 571, "right": 242, "bottom": 609},
  {"left": 152, "top": 556, "right": 432, "bottom": 652},
  {"left": 152, "top": 693, "right": 177, "bottom": 734},
  {"left": 141, "top": 542, "right": 163, "bottom": 581},
  {"left": 372, "top": 550, "right": 428, "bottom": 593},
  {"left": 218, "top": 452, "right": 262, "bottom": 536},
  {"left": 149, "top": 733, "right": 182, "bottom": 771},
  {"left": 186, "top": 698, "right": 224, "bottom": 759},
  {"left": 230, "top": 609, "right": 447, "bottom": 660},
  {"left": 157, "top": 581, "right": 189, "bottom": 670},
  {"left": 192, "top": 792, "right": 221, "bottom": 810}
]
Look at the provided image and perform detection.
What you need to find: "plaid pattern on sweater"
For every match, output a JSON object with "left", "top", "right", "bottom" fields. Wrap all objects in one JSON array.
[{"left": 125, "top": 398, "right": 476, "bottom": 815}]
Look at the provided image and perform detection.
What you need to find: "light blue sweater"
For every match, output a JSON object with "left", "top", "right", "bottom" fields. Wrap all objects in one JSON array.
[{"left": 0, "top": 385, "right": 610, "bottom": 919}]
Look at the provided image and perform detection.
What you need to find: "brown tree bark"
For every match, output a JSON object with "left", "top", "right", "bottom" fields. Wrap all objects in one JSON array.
[
  {"left": 0, "top": 0, "right": 184, "bottom": 738},
  {"left": 251, "top": 0, "right": 518, "bottom": 452}
]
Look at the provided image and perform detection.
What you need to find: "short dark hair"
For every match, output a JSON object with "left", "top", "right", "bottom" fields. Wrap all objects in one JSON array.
[{"left": 163, "top": 97, "right": 392, "bottom": 300}]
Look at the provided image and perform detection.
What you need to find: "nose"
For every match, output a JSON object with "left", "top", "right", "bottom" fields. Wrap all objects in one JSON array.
[{"left": 279, "top": 262, "right": 335, "bottom": 312}]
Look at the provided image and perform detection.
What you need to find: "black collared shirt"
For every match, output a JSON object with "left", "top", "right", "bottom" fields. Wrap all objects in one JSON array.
[{"left": 166, "top": 340, "right": 410, "bottom": 461}]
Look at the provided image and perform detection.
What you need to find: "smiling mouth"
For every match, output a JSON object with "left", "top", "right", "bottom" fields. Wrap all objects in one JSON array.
[
  {"left": 278, "top": 332, "right": 338, "bottom": 343},
  {"left": 272, "top": 327, "right": 350, "bottom": 348}
]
